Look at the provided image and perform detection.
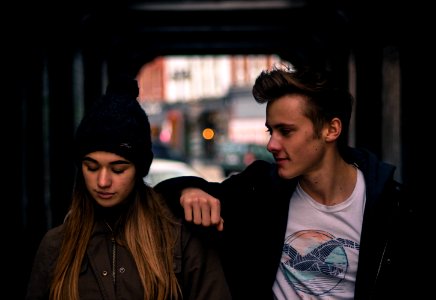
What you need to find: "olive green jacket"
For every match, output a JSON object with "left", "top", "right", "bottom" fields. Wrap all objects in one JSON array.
[{"left": 26, "top": 219, "right": 231, "bottom": 300}]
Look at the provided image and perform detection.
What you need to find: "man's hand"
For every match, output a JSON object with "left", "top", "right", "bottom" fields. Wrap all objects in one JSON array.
[{"left": 180, "top": 188, "right": 224, "bottom": 231}]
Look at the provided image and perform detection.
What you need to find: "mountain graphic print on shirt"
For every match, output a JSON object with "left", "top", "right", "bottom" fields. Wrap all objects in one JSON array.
[{"left": 280, "top": 230, "right": 359, "bottom": 296}]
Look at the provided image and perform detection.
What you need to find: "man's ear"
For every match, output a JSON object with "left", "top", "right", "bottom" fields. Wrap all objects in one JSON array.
[{"left": 324, "top": 117, "right": 342, "bottom": 142}]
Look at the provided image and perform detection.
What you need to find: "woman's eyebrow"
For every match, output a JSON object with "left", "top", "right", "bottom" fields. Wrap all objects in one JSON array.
[{"left": 109, "top": 160, "right": 132, "bottom": 166}]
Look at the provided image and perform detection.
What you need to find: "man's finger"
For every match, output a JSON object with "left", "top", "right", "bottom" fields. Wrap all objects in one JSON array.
[
  {"left": 183, "top": 204, "right": 194, "bottom": 222},
  {"left": 216, "top": 218, "right": 224, "bottom": 232}
]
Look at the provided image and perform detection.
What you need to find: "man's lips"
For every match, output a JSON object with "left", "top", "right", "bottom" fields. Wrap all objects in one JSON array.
[{"left": 274, "top": 157, "right": 288, "bottom": 162}]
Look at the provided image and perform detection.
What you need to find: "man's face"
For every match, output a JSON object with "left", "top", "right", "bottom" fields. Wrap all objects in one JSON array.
[{"left": 265, "top": 94, "right": 328, "bottom": 180}]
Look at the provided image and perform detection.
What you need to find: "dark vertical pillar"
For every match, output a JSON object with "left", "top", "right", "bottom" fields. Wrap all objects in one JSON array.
[{"left": 354, "top": 47, "right": 383, "bottom": 157}]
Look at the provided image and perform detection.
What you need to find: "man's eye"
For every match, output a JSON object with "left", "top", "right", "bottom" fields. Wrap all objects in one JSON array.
[{"left": 280, "top": 128, "right": 292, "bottom": 136}]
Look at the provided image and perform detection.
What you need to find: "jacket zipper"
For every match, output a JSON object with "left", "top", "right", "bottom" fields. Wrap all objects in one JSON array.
[
  {"left": 105, "top": 222, "right": 117, "bottom": 286},
  {"left": 111, "top": 236, "right": 116, "bottom": 285}
]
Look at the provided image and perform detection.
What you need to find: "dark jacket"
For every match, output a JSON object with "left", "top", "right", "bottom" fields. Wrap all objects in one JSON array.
[
  {"left": 26, "top": 218, "right": 231, "bottom": 300},
  {"left": 155, "top": 147, "right": 414, "bottom": 300}
]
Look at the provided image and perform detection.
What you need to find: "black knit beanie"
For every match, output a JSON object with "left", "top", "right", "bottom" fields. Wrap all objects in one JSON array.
[{"left": 75, "top": 78, "right": 153, "bottom": 177}]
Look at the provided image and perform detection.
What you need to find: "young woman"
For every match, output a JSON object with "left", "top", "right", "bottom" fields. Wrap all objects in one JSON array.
[{"left": 26, "top": 79, "right": 231, "bottom": 300}]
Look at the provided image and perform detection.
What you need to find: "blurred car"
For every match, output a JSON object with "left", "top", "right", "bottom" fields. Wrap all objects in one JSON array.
[
  {"left": 144, "top": 158, "right": 203, "bottom": 187},
  {"left": 216, "top": 141, "right": 275, "bottom": 177},
  {"left": 152, "top": 141, "right": 186, "bottom": 162}
]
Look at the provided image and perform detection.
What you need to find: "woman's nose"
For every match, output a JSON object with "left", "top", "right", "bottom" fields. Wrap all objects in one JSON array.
[{"left": 97, "top": 169, "right": 111, "bottom": 187}]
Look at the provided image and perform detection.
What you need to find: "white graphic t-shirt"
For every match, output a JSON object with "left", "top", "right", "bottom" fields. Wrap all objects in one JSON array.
[{"left": 273, "top": 169, "right": 366, "bottom": 299}]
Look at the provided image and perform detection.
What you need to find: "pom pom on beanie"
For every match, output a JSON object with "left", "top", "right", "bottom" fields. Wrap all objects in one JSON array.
[{"left": 75, "top": 78, "right": 153, "bottom": 177}]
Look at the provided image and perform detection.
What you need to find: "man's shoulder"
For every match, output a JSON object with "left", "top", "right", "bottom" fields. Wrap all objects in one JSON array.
[
  {"left": 243, "top": 159, "right": 276, "bottom": 175},
  {"left": 346, "top": 147, "right": 397, "bottom": 173},
  {"left": 222, "top": 159, "right": 287, "bottom": 191}
]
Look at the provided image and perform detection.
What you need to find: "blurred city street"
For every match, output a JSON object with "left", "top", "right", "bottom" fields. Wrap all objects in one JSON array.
[{"left": 192, "top": 159, "right": 225, "bottom": 182}]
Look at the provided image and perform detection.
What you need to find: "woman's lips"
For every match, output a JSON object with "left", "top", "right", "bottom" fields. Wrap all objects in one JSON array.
[{"left": 96, "top": 191, "right": 114, "bottom": 199}]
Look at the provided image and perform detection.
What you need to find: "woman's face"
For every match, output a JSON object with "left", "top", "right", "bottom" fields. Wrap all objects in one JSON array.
[{"left": 82, "top": 151, "right": 137, "bottom": 208}]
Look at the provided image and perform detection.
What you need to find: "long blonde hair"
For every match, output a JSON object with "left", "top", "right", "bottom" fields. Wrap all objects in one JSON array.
[{"left": 49, "top": 172, "right": 182, "bottom": 300}]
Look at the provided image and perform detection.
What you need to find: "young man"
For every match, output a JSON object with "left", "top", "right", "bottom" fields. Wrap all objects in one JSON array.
[{"left": 155, "top": 66, "right": 413, "bottom": 299}]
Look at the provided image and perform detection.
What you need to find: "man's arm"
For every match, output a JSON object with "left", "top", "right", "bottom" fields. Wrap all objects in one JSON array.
[
  {"left": 155, "top": 176, "right": 224, "bottom": 231},
  {"left": 180, "top": 188, "right": 224, "bottom": 231},
  {"left": 155, "top": 160, "right": 275, "bottom": 232}
]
